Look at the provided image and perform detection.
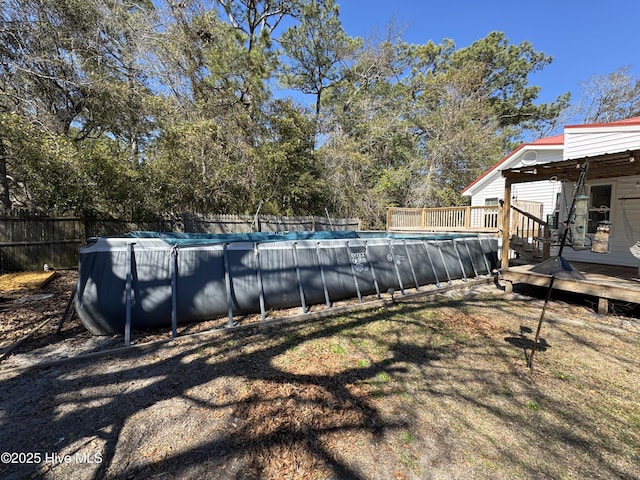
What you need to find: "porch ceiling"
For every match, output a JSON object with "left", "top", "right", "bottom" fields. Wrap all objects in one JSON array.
[{"left": 502, "top": 149, "right": 640, "bottom": 184}]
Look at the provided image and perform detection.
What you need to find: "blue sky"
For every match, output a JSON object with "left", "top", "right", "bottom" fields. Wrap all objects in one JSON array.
[{"left": 335, "top": 0, "right": 640, "bottom": 108}]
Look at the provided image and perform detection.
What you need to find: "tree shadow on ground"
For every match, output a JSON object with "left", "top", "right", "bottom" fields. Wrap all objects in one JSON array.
[
  {"left": 0, "top": 305, "right": 447, "bottom": 480},
  {"left": 1, "top": 292, "right": 639, "bottom": 480}
]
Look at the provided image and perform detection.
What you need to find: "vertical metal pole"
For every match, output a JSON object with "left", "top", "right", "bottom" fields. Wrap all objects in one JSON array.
[
  {"left": 436, "top": 239, "right": 452, "bottom": 285},
  {"left": 254, "top": 243, "right": 266, "bottom": 321},
  {"left": 365, "top": 241, "right": 381, "bottom": 298},
  {"left": 530, "top": 161, "right": 589, "bottom": 371},
  {"left": 403, "top": 239, "right": 420, "bottom": 291},
  {"left": 316, "top": 242, "right": 332, "bottom": 308},
  {"left": 345, "top": 241, "right": 363, "bottom": 303},
  {"left": 453, "top": 238, "right": 467, "bottom": 282},
  {"left": 171, "top": 247, "right": 178, "bottom": 338},
  {"left": 223, "top": 243, "right": 234, "bottom": 327},
  {"left": 422, "top": 240, "right": 441, "bottom": 288},
  {"left": 124, "top": 242, "right": 135, "bottom": 346},
  {"left": 56, "top": 284, "right": 77, "bottom": 334},
  {"left": 388, "top": 240, "right": 405, "bottom": 294},
  {"left": 292, "top": 242, "right": 307, "bottom": 313},
  {"left": 529, "top": 275, "right": 556, "bottom": 371}
]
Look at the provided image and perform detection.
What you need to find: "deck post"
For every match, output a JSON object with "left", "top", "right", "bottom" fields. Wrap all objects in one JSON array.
[
  {"left": 501, "top": 181, "right": 513, "bottom": 270},
  {"left": 598, "top": 297, "right": 609, "bottom": 315}
]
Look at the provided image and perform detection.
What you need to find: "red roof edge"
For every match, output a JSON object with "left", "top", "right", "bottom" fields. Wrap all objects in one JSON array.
[
  {"left": 461, "top": 134, "right": 564, "bottom": 194},
  {"left": 565, "top": 116, "right": 640, "bottom": 129}
]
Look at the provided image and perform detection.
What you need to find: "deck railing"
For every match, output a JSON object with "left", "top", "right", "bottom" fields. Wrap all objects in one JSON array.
[
  {"left": 387, "top": 202, "right": 551, "bottom": 261},
  {"left": 387, "top": 206, "right": 501, "bottom": 232}
]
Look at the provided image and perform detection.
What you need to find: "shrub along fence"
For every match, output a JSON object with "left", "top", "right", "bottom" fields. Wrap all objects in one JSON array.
[{"left": 0, "top": 213, "right": 360, "bottom": 273}]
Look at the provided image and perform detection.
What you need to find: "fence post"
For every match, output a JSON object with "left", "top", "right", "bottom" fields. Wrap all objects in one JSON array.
[{"left": 465, "top": 206, "right": 471, "bottom": 229}]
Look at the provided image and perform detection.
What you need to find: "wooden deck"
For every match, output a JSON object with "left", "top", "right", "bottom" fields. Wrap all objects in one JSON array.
[{"left": 500, "top": 261, "right": 640, "bottom": 315}]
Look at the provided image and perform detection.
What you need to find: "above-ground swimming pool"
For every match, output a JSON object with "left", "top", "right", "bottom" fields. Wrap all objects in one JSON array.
[{"left": 75, "top": 230, "right": 499, "bottom": 335}]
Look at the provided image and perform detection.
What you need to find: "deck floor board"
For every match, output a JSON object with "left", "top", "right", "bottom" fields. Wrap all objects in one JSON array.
[{"left": 501, "top": 260, "right": 640, "bottom": 313}]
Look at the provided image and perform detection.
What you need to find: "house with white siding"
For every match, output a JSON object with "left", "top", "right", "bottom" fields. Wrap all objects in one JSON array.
[{"left": 462, "top": 117, "right": 640, "bottom": 268}]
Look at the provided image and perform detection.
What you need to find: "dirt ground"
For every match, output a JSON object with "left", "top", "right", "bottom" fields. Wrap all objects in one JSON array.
[{"left": 1, "top": 270, "right": 639, "bottom": 479}]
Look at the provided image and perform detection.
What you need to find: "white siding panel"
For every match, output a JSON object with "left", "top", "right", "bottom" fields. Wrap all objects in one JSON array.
[
  {"left": 471, "top": 178, "right": 559, "bottom": 219},
  {"left": 537, "top": 150, "right": 563, "bottom": 164},
  {"left": 565, "top": 131, "right": 640, "bottom": 159},
  {"left": 513, "top": 148, "right": 563, "bottom": 167},
  {"left": 511, "top": 180, "right": 560, "bottom": 218},
  {"left": 563, "top": 176, "right": 640, "bottom": 267},
  {"left": 469, "top": 148, "right": 564, "bottom": 206},
  {"left": 470, "top": 177, "right": 506, "bottom": 206}
]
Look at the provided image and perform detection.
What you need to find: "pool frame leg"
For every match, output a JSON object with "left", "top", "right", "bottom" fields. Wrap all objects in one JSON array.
[
  {"left": 292, "top": 242, "right": 307, "bottom": 313},
  {"left": 403, "top": 239, "right": 420, "bottom": 291},
  {"left": 171, "top": 247, "right": 178, "bottom": 338},
  {"left": 453, "top": 238, "right": 468, "bottom": 282},
  {"left": 435, "top": 239, "right": 452, "bottom": 285},
  {"left": 463, "top": 237, "right": 479, "bottom": 279},
  {"left": 388, "top": 240, "right": 405, "bottom": 295},
  {"left": 365, "top": 241, "right": 381, "bottom": 299},
  {"left": 346, "top": 241, "right": 363, "bottom": 303},
  {"left": 125, "top": 242, "right": 135, "bottom": 346},
  {"left": 254, "top": 243, "right": 267, "bottom": 321},
  {"left": 223, "top": 243, "right": 235, "bottom": 327},
  {"left": 316, "top": 242, "right": 332, "bottom": 308},
  {"left": 422, "top": 240, "right": 441, "bottom": 288}
]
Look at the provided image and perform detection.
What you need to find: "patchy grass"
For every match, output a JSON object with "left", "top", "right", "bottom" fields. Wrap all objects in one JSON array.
[{"left": 1, "top": 284, "right": 639, "bottom": 479}]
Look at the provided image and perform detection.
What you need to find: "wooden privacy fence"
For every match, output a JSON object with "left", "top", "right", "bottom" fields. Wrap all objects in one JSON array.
[
  {"left": 0, "top": 216, "right": 83, "bottom": 274},
  {"left": 0, "top": 214, "right": 360, "bottom": 273}
]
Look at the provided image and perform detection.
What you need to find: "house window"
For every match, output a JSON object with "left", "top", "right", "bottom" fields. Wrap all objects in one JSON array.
[
  {"left": 484, "top": 198, "right": 499, "bottom": 228},
  {"left": 588, "top": 185, "right": 611, "bottom": 234}
]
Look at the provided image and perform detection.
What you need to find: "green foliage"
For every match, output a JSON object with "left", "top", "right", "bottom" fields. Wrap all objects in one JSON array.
[
  {"left": 255, "top": 99, "right": 328, "bottom": 215},
  {"left": 279, "top": 0, "right": 361, "bottom": 117},
  {"left": 145, "top": 117, "right": 253, "bottom": 213},
  {"left": 450, "top": 31, "right": 570, "bottom": 141},
  {"left": 0, "top": 112, "right": 144, "bottom": 216},
  {"left": 0, "top": 114, "right": 80, "bottom": 212},
  {"left": 2, "top": 0, "right": 626, "bottom": 224}
]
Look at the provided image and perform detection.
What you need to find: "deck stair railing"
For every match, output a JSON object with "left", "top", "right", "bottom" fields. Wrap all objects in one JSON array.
[
  {"left": 387, "top": 202, "right": 551, "bottom": 263},
  {"left": 508, "top": 202, "right": 551, "bottom": 263}
]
